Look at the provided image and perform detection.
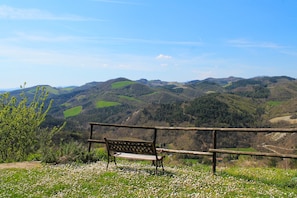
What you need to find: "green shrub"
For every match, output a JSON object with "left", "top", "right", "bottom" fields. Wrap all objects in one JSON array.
[
  {"left": 26, "top": 153, "right": 42, "bottom": 161},
  {"left": 88, "top": 147, "right": 107, "bottom": 162},
  {"left": 0, "top": 86, "right": 63, "bottom": 162},
  {"left": 40, "top": 142, "right": 107, "bottom": 164},
  {"left": 41, "top": 147, "right": 58, "bottom": 164}
]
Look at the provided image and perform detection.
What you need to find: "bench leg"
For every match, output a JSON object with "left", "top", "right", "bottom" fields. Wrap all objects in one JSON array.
[
  {"left": 161, "top": 160, "right": 164, "bottom": 172},
  {"left": 114, "top": 157, "right": 117, "bottom": 166},
  {"left": 152, "top": 160, "right": 164, "bottom": 174},
  {"left": 106, "top": 156, "right": 117, "bottom": 170},
  {"left": 106, "top": 155, "right": 110, "bottom": 170}
]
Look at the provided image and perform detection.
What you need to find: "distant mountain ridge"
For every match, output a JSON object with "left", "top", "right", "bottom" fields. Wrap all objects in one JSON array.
[
  {"left": 3, "top": 75, "right": 297, "bottom": 153},
  {"left": 4, "top": 75, "right": 297, "bottom": 125}
]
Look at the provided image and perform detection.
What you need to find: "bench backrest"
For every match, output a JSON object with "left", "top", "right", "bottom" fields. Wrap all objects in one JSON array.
[{"left": 104, "top": 138, "right": 156, "bottom": 155}]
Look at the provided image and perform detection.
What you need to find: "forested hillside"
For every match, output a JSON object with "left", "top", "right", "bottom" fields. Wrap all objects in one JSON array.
[{"left": 6, "top": 76, "right": 297, "bottom": 153}]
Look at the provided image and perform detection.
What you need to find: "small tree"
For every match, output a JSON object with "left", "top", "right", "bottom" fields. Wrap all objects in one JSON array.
[{"left": 0, "top": 85, "right": 64, "bottom": 162}]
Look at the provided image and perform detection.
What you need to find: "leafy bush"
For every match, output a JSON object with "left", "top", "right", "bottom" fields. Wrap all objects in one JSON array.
[
  {"left": 0, "top": 85, "right": 64, "bottom": 163},
  {"left": 41, "top": 141, "right": 106, "bottom": 164}
]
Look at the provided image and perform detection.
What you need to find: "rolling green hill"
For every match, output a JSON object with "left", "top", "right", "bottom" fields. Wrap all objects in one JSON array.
[
  {"left": 6, "top": 76, "right": 297, "bottom": 132},
  {"left": 3, "top": 76, "right": 297, "bottom": 170},
  {"left": 4, "top": 75, "right": 297, "bottom": 159}
]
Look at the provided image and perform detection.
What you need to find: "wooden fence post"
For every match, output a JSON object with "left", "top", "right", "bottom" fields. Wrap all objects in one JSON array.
[
  {"left": 153, "top": 128, "right": 157, "bottom": 143},
  {"left": 212, "top": 130, "right": 217, "bottom": 174},
  {"left": 88, "top": 124, "right": 94, "bottom": 153}
]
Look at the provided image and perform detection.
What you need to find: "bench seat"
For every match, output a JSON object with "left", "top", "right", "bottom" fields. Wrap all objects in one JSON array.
[
  {"left": 104, "top": 138, "right": 164, "bottom": 173},
  {"left": 111, "top": 152, "right": 163, "bottom": 161}
]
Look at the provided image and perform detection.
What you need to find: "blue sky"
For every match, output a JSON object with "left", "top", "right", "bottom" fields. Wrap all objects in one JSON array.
[{"left": 1, "top": 0, "right": 297, "bottom": 89}]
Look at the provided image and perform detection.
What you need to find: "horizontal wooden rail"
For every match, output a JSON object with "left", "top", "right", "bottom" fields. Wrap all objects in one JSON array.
[
  {"left": 89, "top": 122, "right": 156, "bottom": 130},
  {"left": 89, "top": 122, "right": 297, "bottom": 133},
  {"left": 88, "top": 122, "right": 297, "bottom": 174},
  {"left": 87, "top": 139, "right": 105, "bottom": 144},
  {"left": 157, "top": 148, "right": 212, "bottom": 156},
  {"left": 209, "top": 149, "right": 297, "bottom": 159},
  {"left": 87, "top": 139, "right": 213, "bottom": 156}
]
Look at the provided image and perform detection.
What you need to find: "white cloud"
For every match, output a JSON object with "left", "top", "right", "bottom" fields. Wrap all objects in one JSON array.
[
  {"left": 0, "top": 5, "right": 99, "bottom": 21},
  {"left": 156, "top": 54, "right": 172, "bottom": 60}
]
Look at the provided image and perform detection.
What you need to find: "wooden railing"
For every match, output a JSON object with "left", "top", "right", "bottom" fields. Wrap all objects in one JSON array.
[{"left": 87, "top": 122, "right": 297, "bottom": 174}]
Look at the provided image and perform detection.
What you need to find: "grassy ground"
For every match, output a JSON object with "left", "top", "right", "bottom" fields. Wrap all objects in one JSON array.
[
  {"left": 63, "top": 106, "right": 82, "bottom": 118},
  {"left": 0, "top": 161, "right": 297, "bottom": 197},
  {"left": 96, "top": 100, "right": 121, "bottom": 108},
  {"left": 111, "top": 81, "right": 135, "bottom": 89}
]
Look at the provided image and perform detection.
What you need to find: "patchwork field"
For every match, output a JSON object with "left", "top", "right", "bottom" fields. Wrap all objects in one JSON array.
[
  {"left": 111, "top": 81, "right": 135, "bottom": 89},
  {"left": 96, "top": 100, "right": 121, "bottom": 108},
  {"left": 63, "top": 106, "right": 82, "bottom": 118}
]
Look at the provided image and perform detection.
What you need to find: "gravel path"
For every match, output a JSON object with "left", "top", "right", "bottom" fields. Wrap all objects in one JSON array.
[{"left": 0, "top": 161, "right": 41, "bottom": 169}]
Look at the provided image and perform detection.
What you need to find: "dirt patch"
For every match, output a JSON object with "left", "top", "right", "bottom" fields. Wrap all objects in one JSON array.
[
  {"left": 0, "top": 161, "right": 41, "bottom": 169},
  {"left": 270, "top": 115, "right": 297, "bottom": 124}
]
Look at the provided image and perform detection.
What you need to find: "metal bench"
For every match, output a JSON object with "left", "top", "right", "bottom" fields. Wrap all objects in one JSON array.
[{"left": 104, "top": 138, "right": 164, "bottom": 174}]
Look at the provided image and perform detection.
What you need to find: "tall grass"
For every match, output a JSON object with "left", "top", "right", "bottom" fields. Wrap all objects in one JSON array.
[{"left": 41, "top": 141, "right": 105, "bottom": 164}]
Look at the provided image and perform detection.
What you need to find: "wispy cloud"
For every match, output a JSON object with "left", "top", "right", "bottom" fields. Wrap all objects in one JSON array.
[
  {"left": 0, "top": 44, "right": 155, "bottom": 71},
  {"left": 0, "top": 5, "right": 100, "bottom": 21},
  {"left": 0, "top": 33, "right": 92, "bottom": 46},
  {"left": 0, "top": 33, "right": 202, "bottom": 47},
  {"left": 281, "top": 50, "right": 297, "bottom": 57},
  {"left": 227, "top": 39, "right": 285, "bottom": 49},
  {"left": 92, "top": 0, "right": 142, "bottom": 5},
  {"left": 101, "top": 37, "right": 203, "bottom": 46},
  {"left": 12, "top": 32, "right": 86, "bottom": 42},
  {"left": 156, "top": 54, "right": 172, "bottom": 60}
]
